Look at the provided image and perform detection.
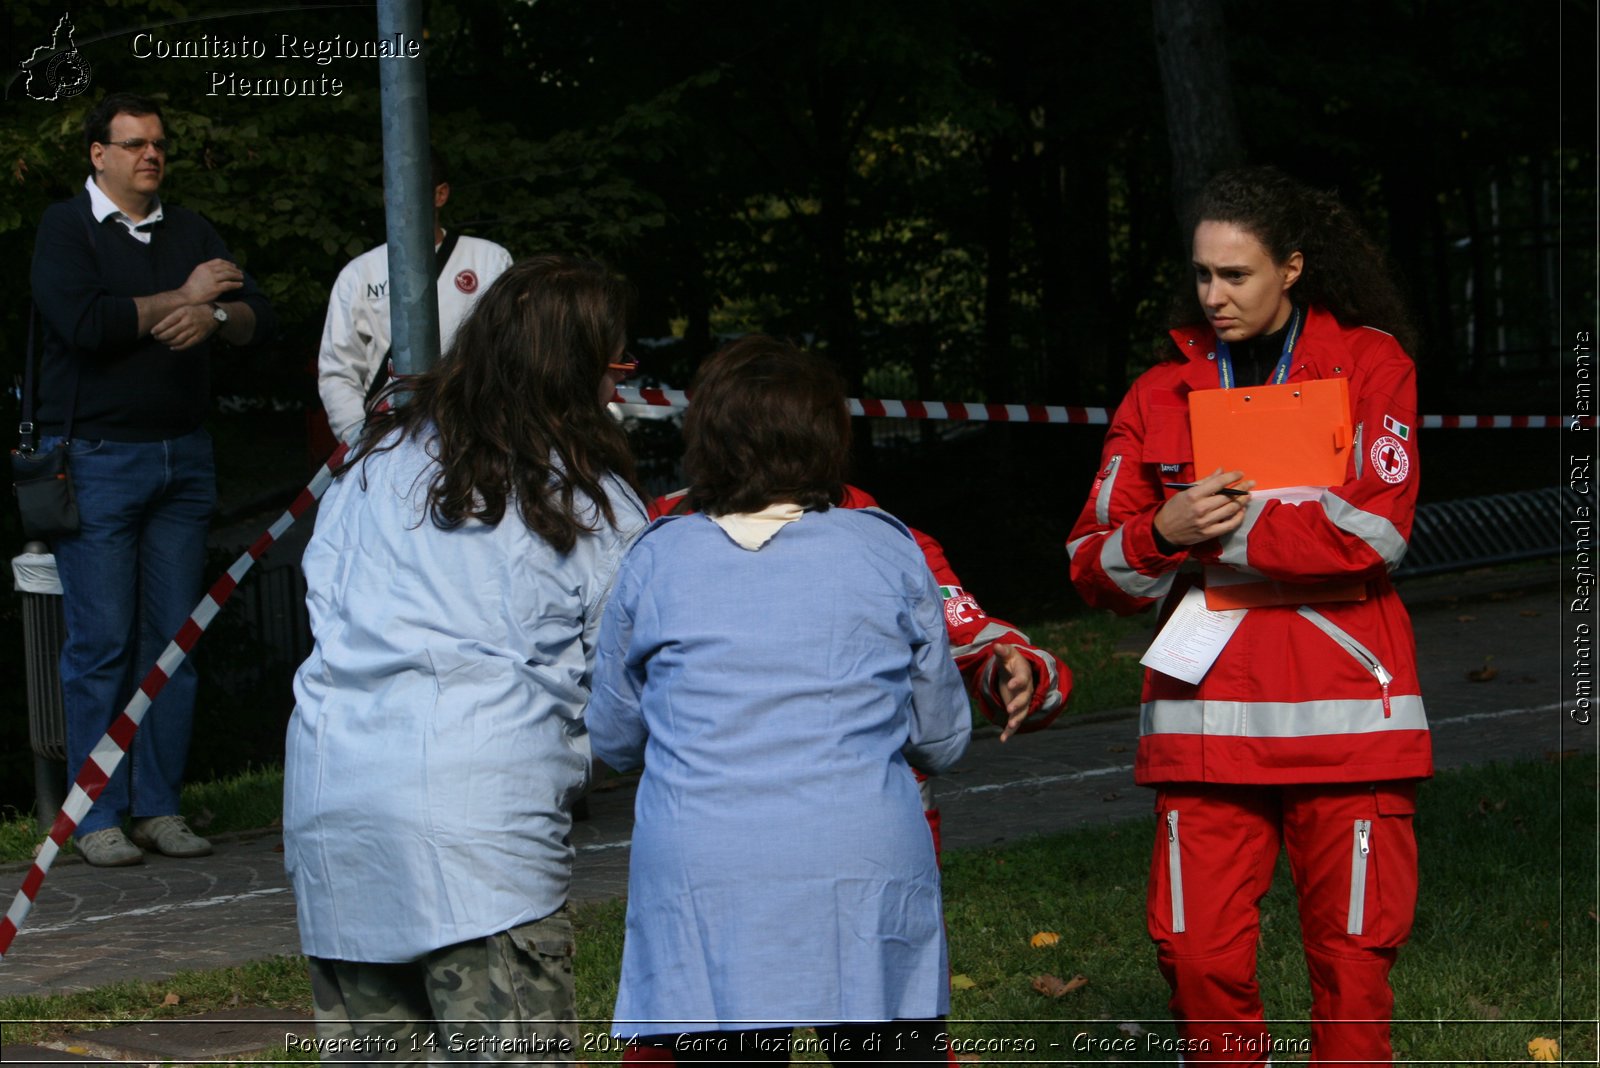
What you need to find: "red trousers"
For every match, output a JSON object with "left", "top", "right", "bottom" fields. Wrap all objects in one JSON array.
[{"left": 1146, "top": 781, "right": 1419, "bottom": 1066}]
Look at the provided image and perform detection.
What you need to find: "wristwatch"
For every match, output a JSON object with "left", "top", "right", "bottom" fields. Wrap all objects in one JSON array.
[{"left": 210, "top": 302, "right": 229, "bottom": 325}]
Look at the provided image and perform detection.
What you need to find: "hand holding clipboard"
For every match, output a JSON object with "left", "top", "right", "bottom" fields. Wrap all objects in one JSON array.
[{"left": 1183, "top": 378, "right": 1366, "bottom": 608}]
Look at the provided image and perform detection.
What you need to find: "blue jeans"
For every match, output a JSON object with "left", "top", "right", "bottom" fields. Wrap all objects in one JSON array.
[{"left": 44, "top": 430, "right": 216, "bottom": 836}]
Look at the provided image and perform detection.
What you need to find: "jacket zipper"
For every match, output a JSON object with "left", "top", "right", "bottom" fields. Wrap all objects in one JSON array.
[
  {"left": 1298, "top": 608, "right": 1395, "bottom": 717},
  {"left": 1166, "top": 809, "right": 1186, "bottom": 933},
  {"left": 1347, "top": 819, "right": 1371, "bottom": 934}
]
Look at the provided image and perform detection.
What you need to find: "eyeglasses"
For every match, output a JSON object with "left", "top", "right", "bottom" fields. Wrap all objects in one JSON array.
[
  {"left": 100, "top": 138, "right": 171, "bottom": 154},
  {"left": 608, "top": 353, "right": 641, "bottom": 379}
]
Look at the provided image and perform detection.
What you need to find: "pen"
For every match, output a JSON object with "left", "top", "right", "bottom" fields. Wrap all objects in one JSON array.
[{"left": 1164, "top": 482, "right": 1249, "bottom": 498}]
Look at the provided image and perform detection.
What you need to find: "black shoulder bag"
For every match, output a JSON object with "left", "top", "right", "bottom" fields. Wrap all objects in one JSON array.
[{"left": 11, "top": 302, "right": 80, "bottom": 539}]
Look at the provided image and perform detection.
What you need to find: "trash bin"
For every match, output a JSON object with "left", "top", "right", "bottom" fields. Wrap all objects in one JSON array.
[{"left": 13, "top": 540, "right": 67, "bottom": 832}]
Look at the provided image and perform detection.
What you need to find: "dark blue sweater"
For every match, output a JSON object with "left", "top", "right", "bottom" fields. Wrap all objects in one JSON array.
[{"left": 29, "top": 191, "right": 275, "bottom": 441}]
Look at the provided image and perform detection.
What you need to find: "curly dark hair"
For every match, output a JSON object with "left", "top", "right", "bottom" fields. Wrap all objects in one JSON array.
[
  {"left": 1171, "top": 166, "right": 1418, "bottom": 354},
  {"left": 683, "top": 335, "right": 850, "bottom": 515},
  {"left": 349, "top": 254, "right": 639, "bottom": 552}
]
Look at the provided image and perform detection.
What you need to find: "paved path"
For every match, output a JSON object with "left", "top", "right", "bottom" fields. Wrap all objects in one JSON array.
[{"left": 0, "top": 564, "right": 1582, "bottom": 1062}]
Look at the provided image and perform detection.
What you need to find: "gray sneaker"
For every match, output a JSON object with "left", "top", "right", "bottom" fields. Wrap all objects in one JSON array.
[
  {"left": 77, "top": 827, "right": 144, "bottom": 867},
  {"left": 130, "top": 815, "right": 213, "bottom": 858}
]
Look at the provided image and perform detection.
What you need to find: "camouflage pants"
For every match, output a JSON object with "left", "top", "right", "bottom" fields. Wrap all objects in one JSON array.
[{"left": 307, "top": 905, "right": 577, "bottom": 1064}]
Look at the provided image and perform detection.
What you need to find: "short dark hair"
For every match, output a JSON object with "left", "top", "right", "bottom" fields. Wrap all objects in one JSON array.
[
  {"left": 683, "top": 335, "right": 850, "bottom": 515},
  {"left": 84, "top": 93, "right": 164, "bottom": 165}
]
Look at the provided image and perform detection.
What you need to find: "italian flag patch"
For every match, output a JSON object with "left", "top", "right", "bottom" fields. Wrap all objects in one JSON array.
[{"left": 1383, "top": 415, "right": 1411, "bottom": 440}]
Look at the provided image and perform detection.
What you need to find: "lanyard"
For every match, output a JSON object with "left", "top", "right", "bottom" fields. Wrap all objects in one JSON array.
[{"left": 1215, "top": 305, "right": 1304, "bottom": 389}]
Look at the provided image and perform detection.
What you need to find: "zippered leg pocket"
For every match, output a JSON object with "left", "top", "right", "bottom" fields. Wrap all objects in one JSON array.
[
  {"left": 1347, "top": 818, "right": 1371, "bottom": 935},
  {"left": 1166, "top": 809, "right": 1186, "bottom": 933}
]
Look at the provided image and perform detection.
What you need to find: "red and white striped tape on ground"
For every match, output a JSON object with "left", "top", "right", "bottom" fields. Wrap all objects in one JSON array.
[
  {"left": 613, "top": 386, "right": 1591, "bottom": 429},
  {"left": 0, "top": 442, "right": 350, "bottom": 960}
]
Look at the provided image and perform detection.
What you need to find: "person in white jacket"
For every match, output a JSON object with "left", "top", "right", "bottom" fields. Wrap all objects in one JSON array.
[{"left": 315, "top": 147, "right": 512, "bottom": 443}]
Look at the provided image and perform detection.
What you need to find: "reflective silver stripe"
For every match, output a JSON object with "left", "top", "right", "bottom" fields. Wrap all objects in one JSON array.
[
  {"left": 1323, "top": 492, "right": 1409, "bottom": 569},
  {"left": 1095, "top": 455, "right": 1122, "bottom": 527},
  {"left": 950, "top": 621, "right": 1021, "bottom": 661},
  {"left": 1297, "top": 607, "right": 1393, "bottom": 688},
  {"left": 1216, "top": 496, "right": 1268, "bottom": 567},
  {"left": 1166, "top": 810, "right": 1186, "bottom": 933},
  {"left": 1065, "top": 533, "right": 1093, "bottom": 562},
  {"left": 1347, "top": 819, "right": 1371, "bottom": 935},
  {"left": 1217, "top": 491, "right": 1408, "bottom": 571},
  {"left": 1101, "top": 527, "right": 1176, "bottom": 601},
  {"left": 1140, "top": 694, "right": 1428, "bottom": 737}
]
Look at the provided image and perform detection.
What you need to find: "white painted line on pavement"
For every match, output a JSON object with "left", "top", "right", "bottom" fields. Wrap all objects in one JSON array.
[
  {"left": 577, "top": 838, "right": 633, "bottom": 853},
  {"left": 945, "top": 764, "right": 1135, "bottom": 798},
  {"left": 19, "top": 886, "right": 291, "bottom": 937},
  {"left": 1431, "top": 702, "right": 1563, "bottom": 725}
]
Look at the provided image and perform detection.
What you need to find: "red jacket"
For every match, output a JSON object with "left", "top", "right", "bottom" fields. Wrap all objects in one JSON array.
[
  {"left": 650, "top": 486, "right": 1070, "bottom": 732},
  {"left": 1067, "top": 306, "right": 1430, "bottom": 785}
]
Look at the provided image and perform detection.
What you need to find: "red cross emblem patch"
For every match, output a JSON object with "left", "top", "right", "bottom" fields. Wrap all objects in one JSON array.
[
  {"left": 454, "top": 269, "right": 479, "bottom": 294},
  {"left": 1370, "top": 435, "right": 1410, "bottom": 484}
]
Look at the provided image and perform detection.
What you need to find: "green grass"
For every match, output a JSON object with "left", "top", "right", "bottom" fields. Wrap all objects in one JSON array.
[{"left": 3, "top": 756, "right": 1593, "bottom": 1064}]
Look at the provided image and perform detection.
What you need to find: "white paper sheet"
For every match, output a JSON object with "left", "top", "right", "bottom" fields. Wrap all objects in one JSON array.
[{"left": 1140, "top": 586, "right": 1247, "bottom": 684}]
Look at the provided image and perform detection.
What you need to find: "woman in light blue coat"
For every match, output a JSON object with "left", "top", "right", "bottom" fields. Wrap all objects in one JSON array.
[
  {"left": 588, "top": 336, "right": 971, "bottom": 1063},
  {"left": 284, "top": 255, "right": 648, "bottom": 1060}
]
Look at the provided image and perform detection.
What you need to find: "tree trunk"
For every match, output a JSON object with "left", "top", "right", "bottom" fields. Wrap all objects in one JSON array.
[
  {"left": 982, "top": 138, "right": 1016, "bottom": 404},
  {"left": 1151, "top": 0, "right": 1245, "bottom": 231}
]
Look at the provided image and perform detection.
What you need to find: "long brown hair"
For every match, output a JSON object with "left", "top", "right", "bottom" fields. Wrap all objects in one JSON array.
[
  {"left": 351, "top": 254, "right": 638, "bottom": 552},
  {"left": 683, "top": 335, "right": 850, "bottom": 515}
]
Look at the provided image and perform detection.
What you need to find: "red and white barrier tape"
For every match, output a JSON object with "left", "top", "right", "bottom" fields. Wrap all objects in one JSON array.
[
  {"left": 613, "top": 386, "right": 1590, "bottom": 429},
  {"left": 0, "top": 442, "right": 350, "bottom": 960}
]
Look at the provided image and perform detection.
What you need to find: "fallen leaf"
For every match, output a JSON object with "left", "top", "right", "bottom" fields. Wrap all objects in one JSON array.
[
  {"left": 1030, "top": 931, "right": 1061, "bottom": 948},
  {"left": 65, "top": 1047, "right": 89, "bottom": 1056},
  {"left": 1528, "top": 1036, "right": 1560, "bottom": 1061},
  {"left": 1101, "top": 792, "right": 1120, "bottom": 802},
  {"left": 1117, "top": 1022, "right": 1145, "bottom": 1037},
  {"left": 1456, "top": 614, "right": 1477, "bottom": 623},
  {"left": 1106, "top": 745, "right": 1128, "bottom": 753},
  {"left": 1476, "top": 798, "right": 1507, "bottom": 815},
  {"left": 1520, "top": 609, "right": 1541, "bottom": 617},
  {"left": 1466, "top": 656, "right": 1498, "bottom": 682},
  {"left": 161, "top": 992, "right": 180, "bottom": 1007},
  {"left": 1030, "top": 973, "right": 1087, "bottom": 997},
  {"left": 950, "top": 974, "right": 977, "bottom": 990}
]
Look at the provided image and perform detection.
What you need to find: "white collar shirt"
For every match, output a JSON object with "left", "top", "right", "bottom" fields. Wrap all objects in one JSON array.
[{"left": 84, "top": 175, "right": 164, "bottom": 244}]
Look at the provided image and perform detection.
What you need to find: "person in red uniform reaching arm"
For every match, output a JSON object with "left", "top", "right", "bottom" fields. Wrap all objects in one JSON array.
[{"left": 1067, "top": 167, "right": 1427, "bottom": 1067}]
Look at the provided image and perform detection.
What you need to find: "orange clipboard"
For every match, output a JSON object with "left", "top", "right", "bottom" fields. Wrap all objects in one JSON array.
[
  {"left": 1187, "top": 378, "right": 1365, "bottom": 609},
  {"left": 1188, "top": 378, "right": 1352, "bottom": 490}
]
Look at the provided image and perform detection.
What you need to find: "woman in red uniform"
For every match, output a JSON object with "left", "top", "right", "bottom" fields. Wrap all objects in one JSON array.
[{"left": 1067, "top": 167, "right": 1427, "bottom": 1066}]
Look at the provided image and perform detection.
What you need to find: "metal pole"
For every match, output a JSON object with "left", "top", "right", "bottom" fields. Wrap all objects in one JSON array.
[{"left": 377, "top": 0, "right": 440, "bottom": 378}]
